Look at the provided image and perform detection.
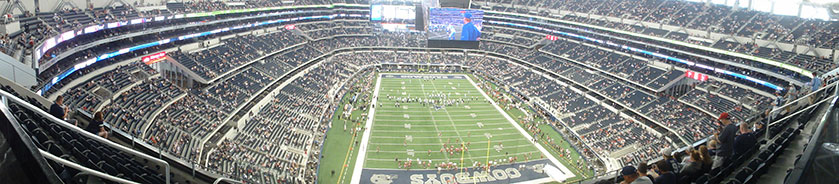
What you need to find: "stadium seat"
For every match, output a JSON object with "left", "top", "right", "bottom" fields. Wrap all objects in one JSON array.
[{"left": 694, "top": 174, "right": 709, "bottom": 184}]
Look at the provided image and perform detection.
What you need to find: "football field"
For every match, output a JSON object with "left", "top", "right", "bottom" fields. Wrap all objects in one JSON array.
[{"left": 350, "top": 74, "right": 574, "bottom": 184}]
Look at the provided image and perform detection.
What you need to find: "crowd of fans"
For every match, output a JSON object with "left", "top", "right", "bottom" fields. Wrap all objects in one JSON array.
[
  {"left": 38, "top": 7, "right": 800, "bottom": 182},
  {"left": 169, "top": 31, "right": 305, "bottom": 80},
  {"left": 482, "top": 26, "right": 544, "bottom": 46},
  {"left": 483, "top": 0, "right": 838, "bottom": 74},
  {"left": 483, "top": 0, "right": 839, "bottom": 48},
  {"left": 462, "top": 51, "right": 669, "bottom": 167},
  {"left": 207, "top": 51, "right": 360, "bottom": 183},
  {"left": 615, "top": 111, "right": 764, "bottom": 184},
  {"left": 29, "top": 2, "right": 364, "bottom": 92},
  {"left": 479, "top": 28, "right": 787, "bottom": 170}
]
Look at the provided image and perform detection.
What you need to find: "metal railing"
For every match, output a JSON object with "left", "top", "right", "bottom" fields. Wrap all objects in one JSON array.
[
  {"left": 39, "top": 149, "right": 140, "bottom": 184},
  {"left": 766, "top": 82, "right": 839, "bottom": 140},
  {"left": 213, "top": 177, "right": 244, "bottom": 184},
  {"left": 0, "top": 89, "right": 171, "bottom": 184},
  {"left": 783, "top": 90, "right": 839, "bottom": 184}
]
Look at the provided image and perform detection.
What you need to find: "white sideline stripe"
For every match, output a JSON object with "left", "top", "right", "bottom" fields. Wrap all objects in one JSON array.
[
  {"left": 465, "top": 75, "right": 576, "bottom": 181},
  {"left": 350, "top": 73, "right": 383, "bottom": 184}
]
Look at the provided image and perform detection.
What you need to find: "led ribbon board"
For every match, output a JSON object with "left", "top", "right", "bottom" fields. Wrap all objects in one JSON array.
[
  {"left": 142, "top": 52, "right": 167, "bottom": 65},
  {"left": 34, "top": 4, "right": 368, "bottom": 73}
]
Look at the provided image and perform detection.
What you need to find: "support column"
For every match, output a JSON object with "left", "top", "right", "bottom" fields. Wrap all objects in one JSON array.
[
  {"left": 2, "top": 0, "right": 28, "bottom": 15},
  {"left": 105, "top": 0, "right": 134, "bottom": 8},
  {"left": 53, "top": 0, "right": 81, "bottom": 12}
]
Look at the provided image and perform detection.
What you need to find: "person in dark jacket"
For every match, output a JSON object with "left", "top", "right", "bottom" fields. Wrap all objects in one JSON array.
[
  {"left": 50, "top": 95, "right": 77, "bottom": 125},
  {"left": 651, "top": 160, "right": 678, "bottom": 184},
  {"left": 49, "top": 95, "right": 68, "bottom": 120},
  {"left": 87, "top": 111, "right": 108, "bottom": 138},
  {"left": 638, "top": 162, "right": 655, "bottom": 183},
  {"left": 734, "top": 123, "right": 757, "bottom": 156},
  {"left": 716, "top": 112, "right": 737, "bottom": 163}
]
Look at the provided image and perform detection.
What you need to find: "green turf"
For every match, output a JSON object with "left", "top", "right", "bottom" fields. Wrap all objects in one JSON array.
[
  {"left": 363, "top": 75, "right": 545, "bottom": 170},
  {"left": 317, "top": 72, "right": 377, "bottom": 184},
  {"left": 319, "top": 72, "right": 594, "bottom": 184}
]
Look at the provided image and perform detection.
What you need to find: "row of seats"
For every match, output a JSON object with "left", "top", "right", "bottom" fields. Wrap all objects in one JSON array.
[
  {"left": 8, "top": 101, "right": 166, "bottom": 184},
  {"left": 169, "top": 31, "right": 305, "bottom": 80}
]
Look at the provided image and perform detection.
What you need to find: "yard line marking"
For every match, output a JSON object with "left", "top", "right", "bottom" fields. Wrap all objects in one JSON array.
[
  {"left": 373, "top": 118, "right": 507, "bottom": 122},
  {"left": 373, "top": 122, "right": 509, "bottom": 127},
  {"left": 417, "top": 78, "right": 453, "bottom": 162},
  {"left": 370, "top": 132, "right": 520, "bottom": 139},
  {"left": 363, "top": 151, "right": 541, "bottom": 161},
  {"left": 372, "top": 129, "right": 512, "bottom": 133},
  {"left": 372, "top": 144, "right": 533, "bottom": 153},
  {"left": 367, "top": 138, "right": 530, "bottom": 145},
  {"left": 427, "top": 78, "right": 478, "bottom": 162},
  {"left": 374, "top": 113, "right": 499, "bottom": 117}
]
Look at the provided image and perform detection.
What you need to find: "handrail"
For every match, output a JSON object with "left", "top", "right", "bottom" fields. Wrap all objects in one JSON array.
[
  {"left": 769, "top": 82, "right": 838, "bottom": 121},
  {"left": 766, "top": 82, "right": 838, "bottom": 140},
  {"left": 38, "top": 149, "right": 140, "bottom": 184},
  {"left": 213, "top": 177, "right": 244, "bottom": 184},
  {"left": 783, "top": 94, "right": 838, "bottom": 184},
  {"left": 0, "top": 89, "right": 171, "bottom": 184}
]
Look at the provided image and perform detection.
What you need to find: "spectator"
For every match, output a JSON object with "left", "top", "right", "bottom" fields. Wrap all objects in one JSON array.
[
  {"left": 651, "top": 160, "right": 678, "bottom": 184},
  {"left": 768, "top": 91, "right": 785, "bottom": 120},
  {"left": 50, "top": 95, "right": 68, "bottom": 119},
  {"left": 49, "top": 95, "right": 76, "bottom": 125},
  {"left": 620, "top": 166, "right": 652, "bottom": 184},
  {"left": 734, "top": 123, "right": 757, "bottom": 156},
  {"left": 679, "top": 150, "right": 703, "bottom": 183},
  {"left": 785, "top": 83, "right": 797, "bottom": 112},
  {"left": 638, "top": 162, "right": 655, "bottom": 183},
  {"left": 87, "top": 111, "right": 109, "bottom": 138},
  {"left": 698, "top": 145, "right": 713, "bottom": 173},
  {"left": 808, "top": 71, "right": 822, "bottom": 104},
  {"left": 660, "top": 148, "right": 680, "bottom": 175},
  {"left": 680, "top": 147, "right": 694, "bottom": 165},
  {"left": 716, "top": 112, "right": 737, "bottom": 163},
  {"left": 707, "top": 140, "right": 723, "bottom": 169}
]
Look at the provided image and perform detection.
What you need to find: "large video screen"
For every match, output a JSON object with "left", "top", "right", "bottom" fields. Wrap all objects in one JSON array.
[
  {"left": 370, "top": 5, "right": 416, "bottom": 24},
  {"left": 428, "top": 8, "right": 483, "bottom": 41}
]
